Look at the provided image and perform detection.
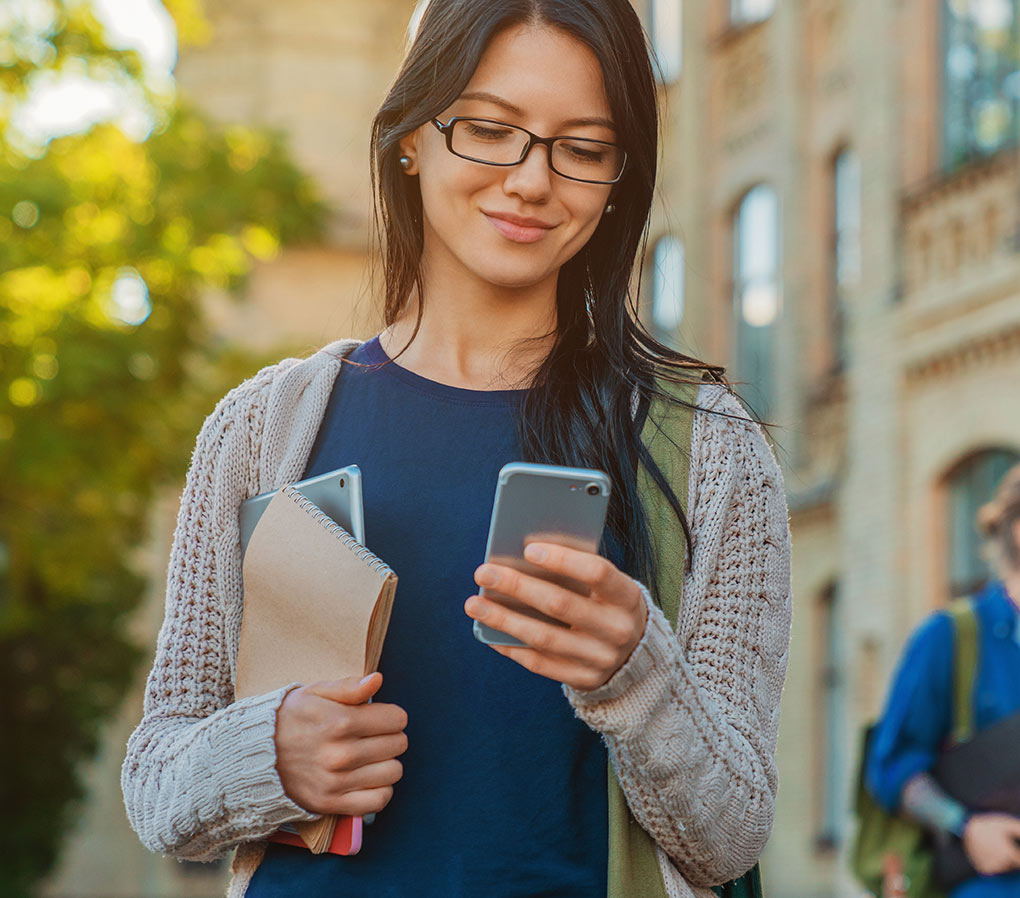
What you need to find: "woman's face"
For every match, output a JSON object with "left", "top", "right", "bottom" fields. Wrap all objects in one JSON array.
[{"left": 399, "top": 24, "right": 616, "bottom": 293}]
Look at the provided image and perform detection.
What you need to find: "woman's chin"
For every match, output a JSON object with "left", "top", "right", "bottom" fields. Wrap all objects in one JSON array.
[{"left": 467, "top": 260, "right": 557, "bottom": 291}]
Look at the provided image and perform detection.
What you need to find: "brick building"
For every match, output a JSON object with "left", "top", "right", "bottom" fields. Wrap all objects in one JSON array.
[
  {"left": 43, "top": 1, "right": 1020, "bottom": 896},
  {"left": 640, "top": 1, "right": 1019, "bottom": 894}
]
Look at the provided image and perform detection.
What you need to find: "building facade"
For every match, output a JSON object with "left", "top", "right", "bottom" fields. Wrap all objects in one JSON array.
[
  {"left": 44, "top": 0, "right": 1020, "bottom": 896},
  {"left": 641, "top": 1, "right": 1020, "bottom": 895}
]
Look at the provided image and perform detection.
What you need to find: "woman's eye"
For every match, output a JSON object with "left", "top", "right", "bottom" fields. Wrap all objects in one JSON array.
[
  {"left": 465, "top": 123, "right": 512, "bottom": 140},
  {"left": 562, "top": 143, "right": 605, "bottom": 163}
]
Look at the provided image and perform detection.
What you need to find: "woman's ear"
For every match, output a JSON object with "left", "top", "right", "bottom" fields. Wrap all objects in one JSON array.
[{"left": 398, "top": 129, "right": 422, "bottom": 176}]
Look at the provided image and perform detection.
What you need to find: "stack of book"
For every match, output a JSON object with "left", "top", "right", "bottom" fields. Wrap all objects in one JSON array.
[{"left": 235, "top": 484, "right": 397, "bottom": 855}]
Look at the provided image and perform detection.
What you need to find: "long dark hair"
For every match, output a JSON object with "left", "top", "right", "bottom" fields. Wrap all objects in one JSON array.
[{"left": 368, "top": 0, "right": 727, "bottom": 598}]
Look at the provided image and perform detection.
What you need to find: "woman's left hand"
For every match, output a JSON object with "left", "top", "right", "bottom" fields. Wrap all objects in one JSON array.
[{"left": 465, "top": 542, "right": 648, "bottom": 692}]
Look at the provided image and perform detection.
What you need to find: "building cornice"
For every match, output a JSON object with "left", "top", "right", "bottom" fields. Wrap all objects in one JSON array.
[
  {"left": 904, "top": 322, "right": 1020, "bottom": 385},
  {"left": 901, "top": 148, "right": 1019, "bottom": 214}
]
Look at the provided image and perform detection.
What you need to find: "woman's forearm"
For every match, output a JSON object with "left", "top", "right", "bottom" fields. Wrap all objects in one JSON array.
[
  {"left": 565, "top": 589, "right": 783, "bottom": 886},
  {"left": 900, "top": 772, "right": 968, "bottom": 837},
  {"left": 563, "top": 387, "right": 793, "bottom": 886},
  {"left": 121, "top": 369, "right": 319, "bottom": 859}
]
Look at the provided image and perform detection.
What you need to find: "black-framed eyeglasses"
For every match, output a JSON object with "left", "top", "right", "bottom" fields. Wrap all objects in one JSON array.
[{"left": 430, "top": 116, "right": 627, "bottom": 185}]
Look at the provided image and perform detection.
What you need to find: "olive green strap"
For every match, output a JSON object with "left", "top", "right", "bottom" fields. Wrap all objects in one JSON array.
[
  {"left": 634, "top": 379, "right": 699, "bottom": 624},
  {"left": 607, "top": 377, "right": 699, "bottom": 898},
  {"left": 607, "top": 771, "right": 669, "bottom": 898},
  {"left": 948, "top": 599, "right": 979, "bottom": 745}
]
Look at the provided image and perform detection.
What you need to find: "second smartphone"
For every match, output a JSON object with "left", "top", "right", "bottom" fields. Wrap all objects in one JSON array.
[{"left": 239, "top": 465, "right": 365, "bottom": 556}]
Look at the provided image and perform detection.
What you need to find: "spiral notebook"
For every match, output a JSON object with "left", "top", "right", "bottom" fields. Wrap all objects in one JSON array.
[{"left": 236, "top": 484, "right": 398, "bottom": 854}]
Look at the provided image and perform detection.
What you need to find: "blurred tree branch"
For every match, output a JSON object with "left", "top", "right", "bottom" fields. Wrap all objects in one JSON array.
[{"left": 0, "top": 2, "right": 328, "bottom": 892}]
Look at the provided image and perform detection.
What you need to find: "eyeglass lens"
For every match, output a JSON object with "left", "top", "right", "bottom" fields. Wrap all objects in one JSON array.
[{"left": 450, "top": 119, "right": 624, "bottom": 183}]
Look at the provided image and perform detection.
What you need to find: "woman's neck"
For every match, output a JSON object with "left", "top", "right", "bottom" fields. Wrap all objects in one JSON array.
[{"left": 379, "top": 275, "right": 559, "bottom": 391}]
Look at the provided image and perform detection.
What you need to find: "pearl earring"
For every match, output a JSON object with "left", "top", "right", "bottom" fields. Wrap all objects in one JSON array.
[
  {"left": 399, "top": 155, "right": 413, "bottom": 171},
  {"left": 604, "top": 203, "right": 616, "bottom": 214}
]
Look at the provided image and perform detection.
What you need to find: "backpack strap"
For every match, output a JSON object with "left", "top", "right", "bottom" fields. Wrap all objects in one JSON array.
[
  {"left": 947, "top": 598, "right": 979, "bottom": 745},
  {"left": 636, "top": 377, "right": 700, "bottom": 621},
  {"left": 607, "top": 375, "right": 699, "bottom": 898}
]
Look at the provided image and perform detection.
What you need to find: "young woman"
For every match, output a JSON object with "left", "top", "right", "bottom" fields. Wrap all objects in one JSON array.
[
  {"left": 122, "top": 1, "right": 792, "bottom": 896},
  {"left": 867, "top": 463, "right": 1020, "bottom": 897}
]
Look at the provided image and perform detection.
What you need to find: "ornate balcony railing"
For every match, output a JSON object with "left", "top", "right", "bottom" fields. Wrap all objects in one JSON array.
[{"left": 899, "top": 150, "right": 1020, "bottom": 315}]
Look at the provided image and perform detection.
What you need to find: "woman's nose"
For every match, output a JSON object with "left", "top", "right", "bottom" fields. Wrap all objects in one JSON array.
[{"left": 502, "top": 143, "right": 554, "bottom": 202}]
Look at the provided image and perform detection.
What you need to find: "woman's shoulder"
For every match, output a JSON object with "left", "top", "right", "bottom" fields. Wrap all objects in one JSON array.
[
  {"left": 643, "top": 378, "right": 752, "bottom": 435},
  {"left": 885, "top": 608, "right": 956, "bottom": 685},
  {"left": 189, "top": 339, "right": 361, "bottom": 486},
  {"left": 692, "top": 380, "right": 753, "bottom": 424},
  {"left": 208, "top": 338, "right": 361, "bottom": 425},
  {"left": 689, "top": 382, "right": 783, "bottom": 491}
]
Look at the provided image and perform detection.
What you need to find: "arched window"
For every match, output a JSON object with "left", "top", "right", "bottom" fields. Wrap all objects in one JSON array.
[
  {"left": 831, "top": 147, "right": 861, "bottom": 372},
  {"left": 650, "top": 235, "right": 685, "bottom": 347},
  {"left": 733, "top": 184, "right": 780, "bottom": 417},
  {"left": 650, "top": 0, "right": 683, "bottom": 83},
  {"left": 946, "top": 448, "right": 1020, "bottom": 597},
  {"left": 731, "top": 0, "right": 775, "bottom": 27},
  {"left": 942, "top": 0, "right": 1020, "bottom": 169}
]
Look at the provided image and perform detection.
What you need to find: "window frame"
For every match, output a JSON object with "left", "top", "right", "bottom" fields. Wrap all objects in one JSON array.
[
  {"left": 732, "top": 183, "right": 781, "bottom": 418},
  {"left": 650, "top": 0, "right": 683, "bottom": 83},
  {"left": 814, "top": 581, "right": 848, "bottom": 851},
  {"left": 830, "top": 146, "right": 861, "bottom": 374},
  {"left": 939, "top": 0, "right": 1020, "bottom": 171},
  {"left": 649, "top": 234, "right": 686, "bottom": 346}
]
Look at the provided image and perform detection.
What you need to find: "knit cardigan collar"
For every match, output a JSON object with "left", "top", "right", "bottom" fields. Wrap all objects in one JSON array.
[{"left": 260, "top": 339, "right": 361, "bottom": 494}]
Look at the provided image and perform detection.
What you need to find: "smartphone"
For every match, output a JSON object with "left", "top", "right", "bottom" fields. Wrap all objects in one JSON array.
[
  {"left": 239, "top": 465, "right": 365, "bottom": 556},
  {"left": 473, "top": 462, "right": 612, "bottom": 647}
]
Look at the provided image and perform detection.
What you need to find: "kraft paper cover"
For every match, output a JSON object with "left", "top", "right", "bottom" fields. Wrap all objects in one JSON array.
[{"left": 235, "top": 485, "right": 397, "bottom": 701}]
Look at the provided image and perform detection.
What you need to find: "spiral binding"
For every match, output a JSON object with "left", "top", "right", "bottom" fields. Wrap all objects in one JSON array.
[{"left": 282, "top": 485, "right": 393, "bottom": 578}]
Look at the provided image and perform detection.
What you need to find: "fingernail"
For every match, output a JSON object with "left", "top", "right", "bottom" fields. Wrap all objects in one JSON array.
[
  {"left": 466, "top": 596, "right": 486, "bottom": 619},
  {"left": 475, "top": 565, "right": 498, "bottom": 587},
  {"left": 360, "top": 674, "right": 375, "bottom": 685},
  {"left": 524, "top": 543, "right": 546, "bottom": 562}
]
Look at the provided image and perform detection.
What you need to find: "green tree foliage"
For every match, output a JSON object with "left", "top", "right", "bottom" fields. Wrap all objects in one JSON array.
[{"left": 0, "top": 2, "right": 328, "bottom": 892}]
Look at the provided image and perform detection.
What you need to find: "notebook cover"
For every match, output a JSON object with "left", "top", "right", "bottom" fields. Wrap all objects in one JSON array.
[{"left": 236, "top": 486, "right": 395, "bottom": 700}]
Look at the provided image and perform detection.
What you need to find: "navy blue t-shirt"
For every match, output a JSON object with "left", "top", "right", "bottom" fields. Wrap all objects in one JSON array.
[{"left": 246, "top": 336, "right": 609, "bottom": 897}]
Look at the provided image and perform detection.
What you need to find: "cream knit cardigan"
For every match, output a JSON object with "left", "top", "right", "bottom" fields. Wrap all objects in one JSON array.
[{"left": 121, "top": 339, "right": 792, "bottom": 898}]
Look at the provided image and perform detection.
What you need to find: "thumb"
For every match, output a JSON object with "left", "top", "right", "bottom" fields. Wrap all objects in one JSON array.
[{"left": 307, "top": 672, "right": 382, "bottom": 705}]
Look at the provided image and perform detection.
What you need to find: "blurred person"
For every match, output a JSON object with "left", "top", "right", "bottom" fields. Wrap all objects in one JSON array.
[
  {"left": 121, "top": 0, "right": 792, "bottom": 896},
  {"left": 866, "top": 462, "right": 1020, "bottom": 897}
]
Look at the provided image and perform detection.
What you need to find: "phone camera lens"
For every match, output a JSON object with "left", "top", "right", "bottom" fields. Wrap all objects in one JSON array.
[
  {"left": 339, "top": 478, "right": 345, "bottom": 488},
  {"left": 586, "top": 483, "right": 600, "bottom": 496}
]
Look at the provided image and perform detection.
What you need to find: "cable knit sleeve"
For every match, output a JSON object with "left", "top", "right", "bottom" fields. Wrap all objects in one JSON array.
[
  {"left": 121, "top": 365, "right": 320, "bottom": 862},
  {"left": 563, "top": 385, "right": 792, "bottom": 888}
]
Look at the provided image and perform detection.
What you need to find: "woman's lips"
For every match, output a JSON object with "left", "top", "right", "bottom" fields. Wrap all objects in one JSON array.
[{"left": 483, "top": 212, "right": 554, "bottom": 244}]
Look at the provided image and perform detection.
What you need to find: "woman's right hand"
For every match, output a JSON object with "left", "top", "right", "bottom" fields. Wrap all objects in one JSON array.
[
  {"left": 274, "top": 672, "right": 408, "bottom": 817},
  {"left": 962, "top": 813, "right": 1020, "bottom": 876}
]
